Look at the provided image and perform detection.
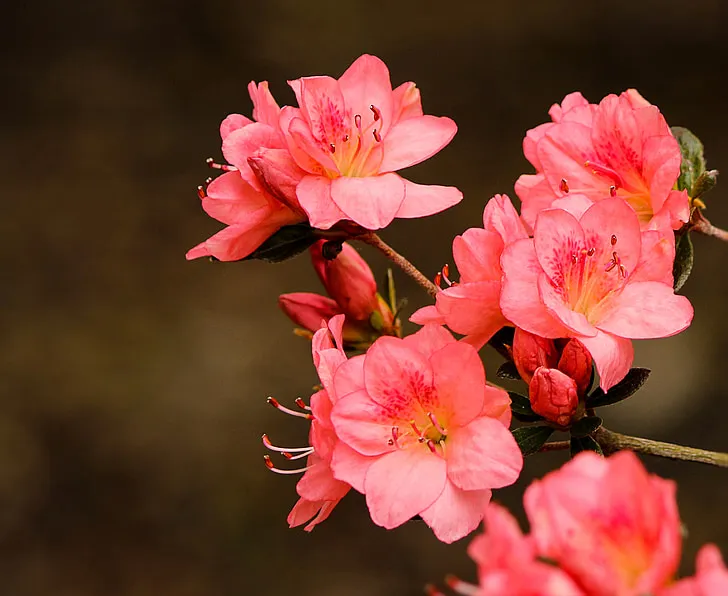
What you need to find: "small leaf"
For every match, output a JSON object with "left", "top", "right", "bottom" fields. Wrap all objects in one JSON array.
[
  {"left": 244, "top": 224, "right": 319, "bottom": 263},
  {"left": 692, "top": 169, "right": 719, "bottom": 200},
  {"left": 490, "top": 326, "right": 515, "bottom": 347},
  {"left": 672, "top": 126, "right": 706, "bottom": 194},
  {"left": 512, "top": 411, "right": 544, "bottom": 423},
  {"left": 385, "top": 268, "right": 397, "bottom": 313},
  {"left": 497, "top": 361, "right": 521, "bottom": 380},
  {"left": 369, "top": 309, "right": 385, "bottom": 332},
  {"left": 570, "top": 415, "right": 603, "bottom": 438},
  {"left": 570, "top": 435, "right": 603, "bottom": 457},
  {"left": 512, "top": 426, "right": 554, "bottom": 456},
  {"left": 587, "top": 368, "right": 651, "bottom": 408},
  {"left": 508, "top": 391, "right": 535, "bottom": 415},
  {"left": 673, "top": 232, "right": 694, "bottom": 292}
]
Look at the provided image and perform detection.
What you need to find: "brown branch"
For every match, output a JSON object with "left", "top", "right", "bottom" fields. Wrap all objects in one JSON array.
[
  {"left": 693, "top": 217, "right": 728, "bottom": 242},
  {"left": 358, "top": 233, "right": 439, "bottom": 298}
]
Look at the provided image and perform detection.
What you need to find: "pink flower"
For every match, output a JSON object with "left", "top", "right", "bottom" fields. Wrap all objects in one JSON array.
[
  {"left": 660, "top": 545, "right": 728, "bottom": 596},
  {"left": 411, "top": 195, "right": 528, "bottom": 348},
  {"left": 279, "top": 241, "right": 397, "bottom": 347},
  {"left": 265, "top": 316, "right": 351, "bottom": 531},
  {"left": 524, "top": 451, "right": 682, "bottom": 596},
  {"left": 513, "top": 329, "right": 592, "bottom": 426},
  {"left": 329, "top": 325, "right": 522, "bottom": 543},
  {"left": 515, "top": 89, "right": 690, "bottom": 232},
  {"left": 450, "top": 503, "right": 584, "bottom": 596},
  {"left": 500, "top": 198, "right": 693, "bottom": 390},
  {"left": 278, "top": 54, "right": 462, "bottom": 230},
  {"left": 187, "top": 83, "right": 306, "bottom": 261}
]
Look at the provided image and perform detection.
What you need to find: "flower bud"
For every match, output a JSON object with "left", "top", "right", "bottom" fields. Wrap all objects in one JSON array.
[
  {"left": 513, "top": 328, "right": 559, "bottom": 384},
  {"left": 278, "top": 293, "right": 341, "bottom": 334},
  {"left": 529, "top": 367, "right": 579, "bottom": 427},
  {"left": 556, "top": 339, "right": 593, "bottom": 396},
  {"left": 311, "top": 241, "right": 378, "bottom": 321}
]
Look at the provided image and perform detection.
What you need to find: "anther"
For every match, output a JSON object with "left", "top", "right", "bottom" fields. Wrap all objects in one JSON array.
[
  {"left": 426, "top": 439, "right": 439, "bottom": 454},
  {"left": 267, "top": 397, "right": 313, "bottom": 419},
  {"left": 343, "top": 134, "right": 349, "bottom": 142},
  {"left": 206, "top": 157, "right": 236, "bottom": 172},
  {"left": 560, "top": 178, "right": 570, "bottom": 193},
  {"left": 572, "top": 253, "right": 578, "bottom": 264},
  {"left": 610, "top": 185, "right": 617, "bottom": 197},
  {"left": 205, "top": 177, "right": 213, "bottom": 185},
  {"left": 282, "top": 450, "right": 312, "bottom": 461},
  {"left": 370, "top": 105, "right": 381, "bottom": 121},
  {"left": 329, "top": 143, "right": 336, "bottom": 154},
  {"left": 391, "top": 426, "right": 400, "bottom": 449},
  {"left": 263, "top": 455, "right": 312, "bottom": 475},
  {"left": 354, "top": 114, "right": 362, "bottom": 130},
  {"left": 409, "top": 420, "right": 423, "bottom": 437},
  {"left": 611, "top": 234, "right": 617, "bottom": 246},
  {"left": 373, "top": 128, "right": 382, "bottom": 142},
  {"left": 294, "top": 397, "right": 311, "bottom": 411},
  {"left": 427, "top": 412, "right": 447, "bottom": 436},
  {"left": 261, "top": 434, "right": 313, "bottom": 453},
  {"left": 587, "top": 247, "right": 595, "bottom": 256},
  {"left": 197, "top": 185, "right": 207, "bottom": 199},
  {"left": 434, "top": 272, "right": 442, "bottom": 289}
]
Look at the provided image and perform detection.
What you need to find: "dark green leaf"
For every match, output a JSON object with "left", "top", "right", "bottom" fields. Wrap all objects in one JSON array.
[
  {"left": 570, "top": 435, "right": 603, "bottom": 457},
  {"left": 692, "top": 169, "right": 719, "bottom": 199},
  {"left": 673, "top": 232, "right": 694, "bottom": 292},
  {"left": 587, "top": 368, "right": 651, "bottom": 408},
  {"left": 672, "top": 126, "right": 706, "bottom": 194},
  {"left": 570, "top": 416, "right": 603, "bottom": 438},
  {"left": 244, "top": 224, "right": 319, "bottom": 263},
  {"left": 497, "top": 361, "right": 521, "bottom": 380},
  {"left": 508, "top": 391, "right": 535, "bottom": 415},
  {"left": 512, "top": 426, "right": 554, "bottom": 456},
  {"left": 385, "top": 268, "right": 397, "bottom": 312},
  {"left": 512, "top": 411, "right": 544, "bottom": 423},
  {"left": 489, "top": 326, "right": 515, "bottom": 347}
]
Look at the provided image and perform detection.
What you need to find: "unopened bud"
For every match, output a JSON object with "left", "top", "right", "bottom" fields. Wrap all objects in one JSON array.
[
  {"left": 513, "top": 328, "right": 559, "bottom": 384},
  {"left": 529, "top": 367, "right": 579, "bottom": 427},
  {"left": 557, "top": 339, "right": 593, "bottom": 396}
]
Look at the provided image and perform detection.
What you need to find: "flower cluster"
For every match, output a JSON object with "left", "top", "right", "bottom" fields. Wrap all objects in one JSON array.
[
  {"left": 438, "top": 451, "right": 728, "bottom": 596},
  {"left": 188, "top": 54, "right": 726, "bottom": 595}
]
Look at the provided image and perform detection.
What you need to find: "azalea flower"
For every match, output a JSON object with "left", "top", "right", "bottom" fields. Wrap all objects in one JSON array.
[
  {"left": 513, "top": 329, "right": 592, "bottom": 426},
  {"left": 329, "top": 325, "right": 522, "bottom": 543},
  {"left": 500, "top": 198, "right": 693, "bottom": 389},
  {"left": 515, "top": 89, "right": 690, "bottom": 232},
  {"left": 187, "top": 82, "right": 306, "bottom": 261},
  {"left": 411, "top": 194, "right": 528, "bottom": 348},
  {"left": 279, "top": 240, "right": 397, "bottom": 348},
  {"left": 525, "top": 451, "right": 682, "bottom": 596},
  {"left": 279, "top": 54, "right": 462, "bottom": 230},
  {"left": 264, "top": 316, "right": 351, "bottom": 531},
  {"left": 660, "top": 544, "right": 728, "bottom": 596}
]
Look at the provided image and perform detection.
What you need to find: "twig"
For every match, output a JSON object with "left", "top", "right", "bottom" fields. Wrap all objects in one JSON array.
[
  {"left": 693, "top": 216, "right": 728, "bottom": 242},
  {"left": 358, "top": 233, "right": 439, "bottom": 298}
]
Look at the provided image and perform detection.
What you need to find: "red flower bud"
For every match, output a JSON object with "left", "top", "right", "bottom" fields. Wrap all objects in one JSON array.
[
  {"left": 557, "top": 339, "right": 593, "bottom": 396},
  {"left": 513, "top": 328, "right": 559, "bottom": 384},
  {"left": 278, "top": 293, "right": 341, "bottom": 334},
  {"left": 529, "top": 367, "right": 579, "bottom": 427}
]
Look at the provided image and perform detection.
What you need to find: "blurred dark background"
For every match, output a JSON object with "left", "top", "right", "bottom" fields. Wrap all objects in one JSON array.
[{"left": 3, "top": 0, "right": 728, "bottom": 594}]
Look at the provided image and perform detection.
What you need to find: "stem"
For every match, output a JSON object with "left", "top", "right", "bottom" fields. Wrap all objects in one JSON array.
[
  {"left": 358, "top": 233, "right": 439, "bottom": 298},
  {"left": 539, "top": 441, "right": 570, "bottom": 452},
  {"left": 595, "top": 427, "right": 728, "bottom": 468},
  {"left": 693, "top": 217, "right": 728, "bottom": 242}
]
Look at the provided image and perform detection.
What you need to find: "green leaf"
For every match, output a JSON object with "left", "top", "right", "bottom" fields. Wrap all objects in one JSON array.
[
  {"left": 673, "top": 232, "right": 694, "bottom": 292},
  {"left": 672, "top": 126, "right": 706, "bottom": 194},
  {"left": 512, "top": 411, "right": 545, "bottom": 423},
  {"left": 508, "top": 392, "right": 535, "bottom": 415},
  {"left": 692, "top": 169, "right": 719, "bottom": 199},
  {"left": 385, "top": 268, "right": 397, "bottom": 313},
  {"left": 512, "top": 426, "right": 554, "bottom": 456},
  {"left": 587, "top": 368, "right": 651, "bottom": 408},
  {"left": 570, "top": 435, "right": 603, "bottom": 457},
  {"left": 497, "top": 361, "right": 521, "bottom": 380},
  {"left": 244, "top": 224, "right": 320, "bottom": 263},
  {"left": 570, "top": 416, "right": 603, "bottom": 438}
]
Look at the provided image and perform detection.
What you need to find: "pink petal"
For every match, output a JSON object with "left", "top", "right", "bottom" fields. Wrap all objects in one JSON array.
[
  {"left": 296, "top": 175, "right": 347, "bottom": 229},
  {"left": 549, "top": 193, "right": 594, "bottom": 220},
  {"left": 524, "top": 122, "right": 556, "bottom": 169},
  {"left": 363, "top": 336, "right": 434, "bottom": 411},
  {"left": 598, "top": 281, "right": 694, "bottom": 340},
  {"left": 298, "top": 75, "right": 348, "bottom": 141},
  {"left": 391, "top": 81, "right": 423, "bottom": 122},
  {"left": 222, "top": 122, "right": 283, "bottom": 170},
  {"left": 364, "top": 448, "right": 447, "bottom": 529},
  {"left": 651, "top": 189, "right": 690, "bottom": 231},
  {"left": 642, "top": 135, "right": 682, "bottom": 214},
  {"left": 402, "top": 324, "right": 456, "bottom": 358},
  {"left": 287, "top": 497, "right": 341, "bottom": 532},
  {"left": 330, "top": 389, "right": 397, "bottom": 457},
  {"left": 446, "top": 417, "right": 523, "bottom": 491},
  {"left": 296, "top": 456, "right": 350, "bottom": 502},
  {"left": 427, "top": 341, "right": 486, "bottom": 426},
  {"left": 481, "top": 385, "right": 513, "bottom": 427},
  {"left": 514, "top": 173, "right": 557, "bottom": 232},
  {"left": 538, "top": 273, "right": 597, "bottom": 337},
  {"left": 288, "top": 115, "right": 339, "bottom": 174},
  {"left": 220, "top": 113, "right": 252, "bottom": 139},
  {"left": 379, "top": 115, "right": 457, "bottom": 172},
  {"left": 577, "top": 330, "right": 634, "bottom": 391},
  {"left": 453, "top": 228, "right": 503, "bottom": 283},
  {"left": 185, "top": 216, "right": 281, "bottom": 262},
  {"left": 247, "top": 148, "right": 306, "bottom": 211},
  {"left": 330, "top": 173, "right": 405, "bottom": 230},
  {"left": 331, "top": 442, "right": 375, "bottom": 493},
  {"left": 534, "top": 207, "right": 586, "bottom": 285},
  {"left": 482, "top": 194, "right": 529, "bottom": 245},
  {"left": 537, "top": 122, "right": 598, "bottom": 195},
  {"left": 201, "top": 171, "right": 271, "bottom": 224},
  {"left": 333, "top": 354, "right": 366, "bottom": 400},
  {"left": 500, "top": 239, "right": 567, "bottom": 338},
  {"left": 278, "top": 292, "right": 341, "bottom": 333},
  {"left": 419, "top": 481, "right": 492, "bottom": 544},
  {"left": 395, "top": 179, "right": 463, "bottom": 219},
  {"left": 338, "top": 54, "right": 394, "bottom": 136},
  {"left": 409, "top": 305, "right": 446, "bottom": 326},
  {"left": 248, "top": 81, "right": 281, "bottom": 127}
]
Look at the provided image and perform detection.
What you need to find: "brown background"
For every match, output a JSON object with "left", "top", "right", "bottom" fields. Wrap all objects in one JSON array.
[{"left": 3, "top": 0, "right": 728, "bottom": 594}]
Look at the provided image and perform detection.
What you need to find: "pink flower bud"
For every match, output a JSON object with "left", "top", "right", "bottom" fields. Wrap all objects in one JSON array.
[
  {"left": 529, "top": 367, "right": 579, "bottom": 427},
  {"left": 311, "top": 241, "right": 378, "bottom": 321},
  {"left": 557, "top": 339, "right": 593, "bottom": 396},
  {"left": 278, "top": 293, "right": 342, "bottom": 334},
  {"left": 513, "top": 328, "right": 559, "bottom": 384}
]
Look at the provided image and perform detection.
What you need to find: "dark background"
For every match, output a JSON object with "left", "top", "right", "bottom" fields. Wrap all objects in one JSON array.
[{"left": 3, "top": 0, "right": 728, "bottom": 594}]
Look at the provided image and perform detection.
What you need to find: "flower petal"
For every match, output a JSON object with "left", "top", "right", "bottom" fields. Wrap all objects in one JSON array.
[
  {"left": 379, "top": 115, "right": 457, "bottom": 172},
  {"left": 338, "top": 54, "right": 394, "bottom": 136},
  {"left": 534, "top": 208, "right": 586, "bottom": 286},
  {"left": 330, "top": 173, "right": 405, "bottom": 230},
  {"left": 429, "top": 341, "right": 486, "bottom": 426},
  {"left": 402, "top": 324, "right": 456, "bottom": 358},
  {"left": 333, "top": 354, "right": 366, "bottom": 400},
  {"left": 577, "top": 330, "right": 634, "bottom": 391},
  {"left": 330, "top": 389, "right": 396, "bottom": 457},
  {"left": 331, "top": 441, "right": 375, "bottom": 493},
  {"left": 296, "top": 175, "right": 347, "bottom": 229},
  {"left": 453, "top": 228, "right": 503, "bottom": 283},
  {"left": 395, "top": 179, "right": 462, "bottom": 219},
  {"left": 419, "top": 482, "right": 492, "bottom": 544}
]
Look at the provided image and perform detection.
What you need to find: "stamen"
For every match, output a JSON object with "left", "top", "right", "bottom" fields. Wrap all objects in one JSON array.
[
  {"left": 434, "top": 272, "right": 442, "bottom": 289},
  {"left": 262, "top": 434, "right": 313, "bottom": 453},
  {"left": 584, "top": 160, "right": 625, "bottom": 188},
  {"left": 343, "top": 134, "right": 350, "bottom": 142},
  {"left": 410, "top": 420, "right": 423, "bottom": 437},
  {"left": 372, "top": 128, "right": 382, "bottom": 142},
  {"left": 610, "top": 185, "right": 617, "bottom": 197},
  {"left": 354, "top": 114, "right": 362, "bottom": 130},
  {"left": 611, "top": 234, "right": 618, "bottom": 246},
  {"left": 267, "top": 397, "right": 313, "bottom": 419},
  {"left": 294, "top": 397, "right": 311, "bottom": 411},
  {"left": 390, "top": 426, "right": 400, "bottom": 449},
  {"left": 282, "top": 450, "right": 313, "bottom": 461},
  {"left": 427, "top": 412, "right": 447, "bottom": 436},
  {"left": 587, "top": 247, "right": 596, "bottom": 256},
  {"left": 206, "top": 157, "right": 236, "bottom": 172},
  {"left": 263, "top": 455, "right": 312, "bottom": 475},
  {"left": 197, "top": 185, "right": 206, "bottom": 199},
  {"left": 205, "top": 177, "right": 213, "bottom": 185},
  {"left": 619, "top": 264, "right": 627, "bottom": 278},
  {"left": 426, "top": 439, "right": 439, "bottom": 454},
  {"left": 560, "top": 178, "right": 570, "bottom": 193},
  {"left": 329, "top": 143, "right": 336, "bottom": 154},
  {"left": 424, "top": 584, "right": 446, "bottom": 596},
  {"left": 370, "top": 105, "right": 381, "bottom": 121},
  {"left": 445, "top": 575, "right": 480, "bottom": 596},
  {"left": 572, "top": 253, "right": 578, "bottom": 264},
  {"left": 605, "top": 251, "right": 623, "bottom": 274}
]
